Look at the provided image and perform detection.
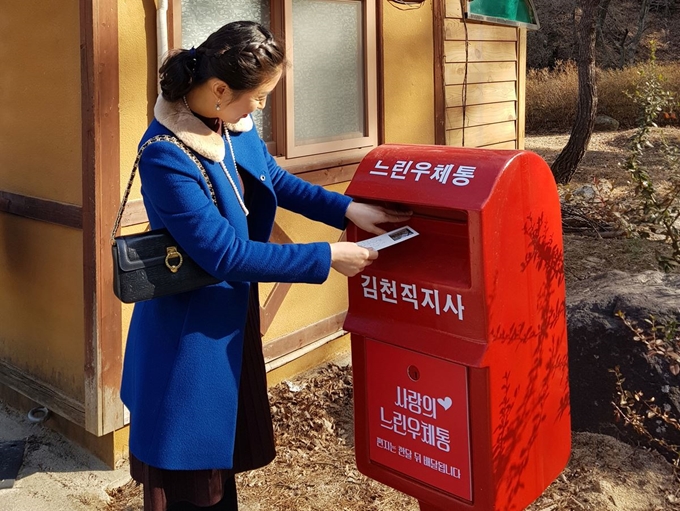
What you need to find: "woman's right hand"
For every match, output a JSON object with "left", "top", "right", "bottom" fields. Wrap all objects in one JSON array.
[{"left": 330, "top": 242, "right": 378, "bottom": 277}]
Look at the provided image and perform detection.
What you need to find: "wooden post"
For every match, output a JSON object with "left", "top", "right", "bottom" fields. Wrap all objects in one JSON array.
[{"left": 80, "top": 0, "right": 124, "bottom": 436}]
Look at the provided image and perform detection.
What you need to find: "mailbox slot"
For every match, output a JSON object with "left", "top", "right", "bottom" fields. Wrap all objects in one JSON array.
[{"left": 360, "top": 209, "right": 470, "bottom": 289}]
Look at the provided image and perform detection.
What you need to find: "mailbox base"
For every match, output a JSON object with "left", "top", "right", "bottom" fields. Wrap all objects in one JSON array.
[{"left": 352, "top": 333, "right": 570, "bottom": 511}]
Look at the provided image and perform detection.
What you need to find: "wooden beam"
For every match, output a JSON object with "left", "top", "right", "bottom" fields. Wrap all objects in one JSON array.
[
  {"left": 0, "top": 360, "right": 85, "bottom": 427},
  {"left": 260, "top": 283, "right": 292, "bottom": 336},
  {"left": 447, "top": 120, "right": 517, "bottom": 147},
  {"left": 480, "top": 140, "right": 517, "bottom": 149},
  {"left": 446, "top": 101, "right": 517, "bottom": 129},
  {"left": 517, "top": 28, "right": 527, "bottom": 149},
  {"left": 445, "top": 0, "right": 463, "bottom": 18},
  {"left": 276, "top": 149, "right": 368, "bottom": 176},
  {"left": 120, "top": 199, "right": 148, "bottom": 228},
  {"left": 445, "top": 61, "right": 517, "bottom": 85},
  {"left": 433, "top": 0, "right": 446, "bottom": 145},
  {"left": 445, "top": 40, "right": 517, "bottom": 63},
  {"left": 259, "top": 223, "right": 294, "bottom": 335},
  {"left": 262, "top": 312, "right": 347, "bottom": 364},
  {"left": 465, "top": 120, "right": 516, "bottom": 146},
  {"left": 445, "top": 19, "right": 518, "bottom": 41},
  {"left": 447, "top": 128, "right": 463, "bottom": 147},
  {"left": 0, "top": 191, "right": 82, "bottom": 229},
  {"left": 377, "top": 0, "right": 385, "bottom": 145},
  {"left": 295, "top": 164, "right": 358, "bottom": 187},
  {"left": 169, "top": 0, "right": 182, "bottom": 49},
  {"left": 268, "top": 222, "right": 293, "bottom": 245},
  {"left": 445, "top": 81, "right": 517, "bottom": 107},
  {"left": 80, "top": 0, "right": 124, "bottom": 436}
]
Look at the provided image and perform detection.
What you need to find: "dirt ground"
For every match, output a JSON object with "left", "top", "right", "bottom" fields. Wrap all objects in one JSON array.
[{"left": 107, "top": 130, "right": 680, "bottom": 511}]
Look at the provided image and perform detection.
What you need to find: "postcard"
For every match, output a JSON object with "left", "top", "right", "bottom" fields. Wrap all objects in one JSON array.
[{"left": 356, "top": 226, "right": 419, "bottom": 251}]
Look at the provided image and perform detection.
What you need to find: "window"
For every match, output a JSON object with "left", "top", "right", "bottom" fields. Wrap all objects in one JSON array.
[
  {"left": 464, "top": 0, "right": 540, "bottom": 30},
  {"left": 177, "top": 0, "right": 378, "bottom": 168}
]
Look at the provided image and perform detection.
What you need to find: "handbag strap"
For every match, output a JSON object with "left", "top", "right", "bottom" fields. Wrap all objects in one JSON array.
[{"left": 110, "top": 135, "right": 218, "bottom": 245}]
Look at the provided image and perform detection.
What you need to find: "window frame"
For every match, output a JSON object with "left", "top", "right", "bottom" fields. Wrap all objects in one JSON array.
[
  {"left": 282, "top": 0, "right": 378, "bottom": 159},
  {"left": 168, "top": 0, "right": 379, "bottom": 173},
  {"left": 463, "top": 0, "right": 540, "bottom": 31}
]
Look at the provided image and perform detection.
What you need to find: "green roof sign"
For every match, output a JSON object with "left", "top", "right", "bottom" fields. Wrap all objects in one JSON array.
[{"left": 465, "top": 0, "right": 540, "bottom": 30}]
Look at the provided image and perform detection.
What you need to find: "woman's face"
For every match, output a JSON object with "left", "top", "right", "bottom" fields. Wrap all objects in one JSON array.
[{"left": 220, "top": 68, "right": 283, "bottom": 124}]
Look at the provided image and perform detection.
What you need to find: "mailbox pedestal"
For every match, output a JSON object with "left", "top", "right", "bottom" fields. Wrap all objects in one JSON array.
[{"left": 344, "top": 145, "right": 570, "bottom": 511}]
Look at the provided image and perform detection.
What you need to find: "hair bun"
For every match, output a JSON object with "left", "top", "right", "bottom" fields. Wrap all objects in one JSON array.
[{"left": 159, "top": 21, "right": 285, "bottom": 101}]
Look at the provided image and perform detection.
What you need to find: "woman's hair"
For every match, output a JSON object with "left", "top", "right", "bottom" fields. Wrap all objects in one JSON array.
[{"left": 159, "top": 21, "right": 285, "bottom": 102}]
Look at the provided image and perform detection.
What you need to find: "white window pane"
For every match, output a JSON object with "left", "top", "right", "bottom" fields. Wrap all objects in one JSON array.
[
  {"left": 180, "top": 0, "right": 273, "bottom": 141},
  {"left": 292, "top": 0, "right": 365, "bottom": 146}
]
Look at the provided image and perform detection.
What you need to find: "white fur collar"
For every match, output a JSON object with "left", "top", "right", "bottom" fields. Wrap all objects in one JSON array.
[{"left": 153, "top": 95, "right": 254, "bottom": 162}]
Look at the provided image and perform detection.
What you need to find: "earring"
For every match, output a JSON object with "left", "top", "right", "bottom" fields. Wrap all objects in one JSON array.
[{"left": 216, "top": 101, "right": 221, "bottom": 111}]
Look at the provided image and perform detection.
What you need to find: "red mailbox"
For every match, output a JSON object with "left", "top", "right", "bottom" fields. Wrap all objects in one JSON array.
[{"left": 344, "top": 145, "right": 570, "bottom": 511}]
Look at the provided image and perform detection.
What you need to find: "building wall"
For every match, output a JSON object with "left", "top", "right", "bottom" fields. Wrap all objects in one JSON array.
[
  {"left": 0, "top": 2, "right": 83, "bottom": 204},
  {"left": 0, "top": 0, "right": 85, "bottom": 403},
  {"left": 382, "top": 0, "right": 436, "bottom": 145},
  {"left": 443, "top": 0, "right": 526, "bottom": 149}
]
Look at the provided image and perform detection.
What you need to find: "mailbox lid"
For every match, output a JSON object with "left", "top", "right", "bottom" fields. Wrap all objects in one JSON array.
[{"left": 346, "top": 144, "right": 525, "bottom": 211}]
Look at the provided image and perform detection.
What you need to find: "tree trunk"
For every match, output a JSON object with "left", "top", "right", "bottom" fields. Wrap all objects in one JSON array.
[
  {"left": 551, "top": 1, "right": 601, "bottom": 184},
  {"left": 617, "top": 29, "right": 630, "bottom": 69},
  {"left": 624, "top": 0, "right": 651, "bottom": 66},
  {"left": 596, "top": 0, "right": 613, "bottom": 64},
  {"left": 596, "top": 0, "right": 612, "bottom": 44}
]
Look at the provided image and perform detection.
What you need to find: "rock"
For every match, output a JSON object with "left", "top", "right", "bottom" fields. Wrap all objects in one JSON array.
[
  {"left": 572, "top": 184, "right": 596, "bottom": 200},
  {"left": 566, "top": 270, "right": 680, "bottom": 455},
  {"left": 594, "top": 115, "right": 620, "bottom": 132}
]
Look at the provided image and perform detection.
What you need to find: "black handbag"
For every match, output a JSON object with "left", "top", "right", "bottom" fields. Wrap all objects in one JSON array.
[{"left": 110, "top": 135, "right": 221, "bottom": 303}]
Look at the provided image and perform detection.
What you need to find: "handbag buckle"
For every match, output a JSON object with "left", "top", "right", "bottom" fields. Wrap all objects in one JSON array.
[{"left": 165, "top": 246, "right": 183, "bottom": 273}]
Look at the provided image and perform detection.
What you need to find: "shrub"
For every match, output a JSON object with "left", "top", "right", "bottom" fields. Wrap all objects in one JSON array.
[
  {"left": 613, "top": 312, "right": 680, "bottom": 471},
  {"left": 526, "top": 61, "right": 579, "bottom": 133},
  {"left": 620, "top": 48, "right": 680, "bottom": 271},
  {"left": 526, "top": 61, "right": 680, "bottom": 133}
]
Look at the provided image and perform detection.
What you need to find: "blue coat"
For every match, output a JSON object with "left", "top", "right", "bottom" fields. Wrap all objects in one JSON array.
[{"left": 120, "top": 100, "right": 352, "bottom": 470}]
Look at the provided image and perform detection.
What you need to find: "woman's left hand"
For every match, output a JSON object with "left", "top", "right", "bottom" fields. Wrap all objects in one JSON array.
[{"left": 345, "top": 202, "right": 413, "bottom": 235}]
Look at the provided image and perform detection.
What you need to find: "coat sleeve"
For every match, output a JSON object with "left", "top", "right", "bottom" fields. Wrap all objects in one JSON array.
[
  {"left": 138, "top": 141, "right": 332, "bottom": 284},
  {"left": 262, "top": 140, "right": 353, "bottom": 230}
]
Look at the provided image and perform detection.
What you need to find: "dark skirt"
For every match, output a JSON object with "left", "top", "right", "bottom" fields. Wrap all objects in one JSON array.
[{"left": 130, "top": 287, "right": 276, "bottom": 510}]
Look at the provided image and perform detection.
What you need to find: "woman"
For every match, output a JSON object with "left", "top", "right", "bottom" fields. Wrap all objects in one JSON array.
[{"left": 120, "top": 20, "right": 410, "bottom": 511}]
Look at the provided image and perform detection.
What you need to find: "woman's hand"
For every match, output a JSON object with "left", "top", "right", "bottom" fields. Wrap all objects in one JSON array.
[
  {"left": 330, "top": 242, "right": 378, "bottom": 277},
  {"left": 345, "top": 202, "right": 413, "bottom": 235}
]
